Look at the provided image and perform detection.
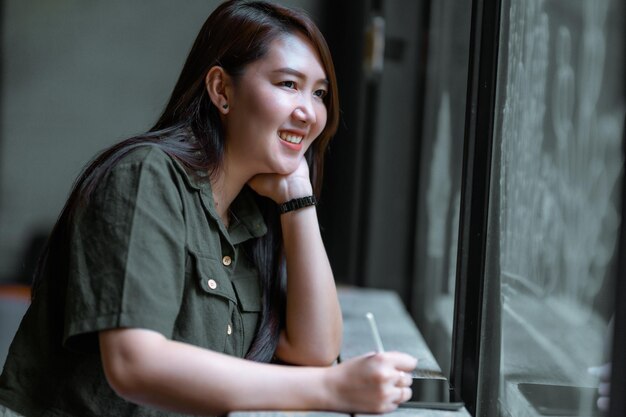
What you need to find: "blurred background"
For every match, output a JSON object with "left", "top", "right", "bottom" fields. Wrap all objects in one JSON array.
[{"left": 1, "top": 1, "right": 625, "bottom": 416}]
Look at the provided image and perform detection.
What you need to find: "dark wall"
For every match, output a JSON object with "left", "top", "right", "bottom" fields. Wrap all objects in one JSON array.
[
  {"left": 320, "top": 0, "right": 430, "bottom": 302},
  {"left": 318, "top": 0, "right": 370, "bottom": 285}
]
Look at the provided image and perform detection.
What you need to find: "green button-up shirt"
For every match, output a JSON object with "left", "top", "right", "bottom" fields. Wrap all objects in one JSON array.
[{"left": 0, "top": 145, "right": 267, "bottom": 417}]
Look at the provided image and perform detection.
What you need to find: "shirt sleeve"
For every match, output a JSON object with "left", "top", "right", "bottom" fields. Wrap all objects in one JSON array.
[{"left": 63, "top": 147, "right": 187, "bottom": 352}]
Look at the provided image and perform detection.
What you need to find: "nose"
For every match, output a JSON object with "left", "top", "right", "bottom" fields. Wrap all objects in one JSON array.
[{"left": 293, "top": 96, "right": 316, "bottom": 125}]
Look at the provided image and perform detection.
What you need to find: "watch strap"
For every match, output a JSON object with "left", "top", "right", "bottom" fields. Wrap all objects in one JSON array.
[{"left": 279, "top": 195, "right": 317, "bottom": 214}]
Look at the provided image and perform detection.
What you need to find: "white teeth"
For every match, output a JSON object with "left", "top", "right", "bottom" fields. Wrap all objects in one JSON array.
[{"left": 279, "top": 132, "right": 304, "bottom": 144}]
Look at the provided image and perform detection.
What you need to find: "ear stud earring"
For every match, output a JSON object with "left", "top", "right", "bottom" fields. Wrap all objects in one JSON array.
[{"left": 222, "top": 103, "right": 229, "bottom": 109}]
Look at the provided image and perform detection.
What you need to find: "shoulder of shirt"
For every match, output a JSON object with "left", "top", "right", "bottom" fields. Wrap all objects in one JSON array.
[
  {"left": 113, "top": 144, "right": 175, "bottom": 168},
  {"left": 109, "top": 144, "right": 206, "bottom": 191}
]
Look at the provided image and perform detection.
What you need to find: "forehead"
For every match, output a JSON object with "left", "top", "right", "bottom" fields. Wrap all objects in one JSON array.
[{"left": 249, "top": 32, "right": 327, "bottom": 80}]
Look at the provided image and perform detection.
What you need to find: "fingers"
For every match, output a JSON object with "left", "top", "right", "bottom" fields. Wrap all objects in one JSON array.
[
  {"left": 395, "top": 371, "right": 413, "bottom": 388},
  {"left": 375, "top": 351, "right": 419, "bottom": 372},
  {"left": 597, "top": 396, "right": 610, "bottom": 412},
  {"left": 372, "top": 355, "right": 415, "bottom": 407},
  {"left": 395, "top": 387, "right": 413, "bottom": 404},
  {"left": 374, "top": 385, "right": 412, "bottom": 413},
  {"left": 588, "top": 363, "right": 611, "bottom": 381},
  {"left": 598, "top": 381, "right": 611, "bottom": 397},
  {"left": 589, "top": 363, "right": 611, "bottom": 412},
  {"left": 340, "top": 351, "right": 417, "bottom": 413},
  {"left": 363, "top": 352, "right": 417, "bottom": 388}
]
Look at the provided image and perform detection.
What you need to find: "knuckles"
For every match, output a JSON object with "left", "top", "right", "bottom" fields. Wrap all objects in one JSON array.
[{"left": 370, "top": 368, "right": 393, "bottom": 385}]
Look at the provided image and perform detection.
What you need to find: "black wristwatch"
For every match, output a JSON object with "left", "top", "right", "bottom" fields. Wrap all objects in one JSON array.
[{"left": 278, "top": 195, "right": 317, "bottom": 214}]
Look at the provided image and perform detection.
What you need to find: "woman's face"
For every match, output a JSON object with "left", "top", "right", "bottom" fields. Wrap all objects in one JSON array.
[{"left": 222, "top": 32, "right": 328, "bottom": 176}]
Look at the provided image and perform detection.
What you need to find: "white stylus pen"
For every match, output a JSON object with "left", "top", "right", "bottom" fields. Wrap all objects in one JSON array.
[{"left": 365, "top": 312, "right": 385, "bottom": 353}]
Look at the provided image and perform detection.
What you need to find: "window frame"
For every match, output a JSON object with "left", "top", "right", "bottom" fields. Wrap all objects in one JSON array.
[
  {"left": 609, "top": 126, "right": 626, "bottom": 417},
  {"left": 449, "top": 0, "right": 501, "bottom": 413}
]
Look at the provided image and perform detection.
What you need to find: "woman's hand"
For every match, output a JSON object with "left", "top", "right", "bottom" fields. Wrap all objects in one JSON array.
[
  {"left": 324, "top": 352, "right": 418, "bottom": 414},
  {"left": 248, "top": 157, "right": 313, "bottom": 204},
  {"left": 588, "top": 363, "right": 611, "bottom": 412}
]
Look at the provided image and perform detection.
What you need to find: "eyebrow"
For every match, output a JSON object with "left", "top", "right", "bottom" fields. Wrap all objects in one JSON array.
[{"left": 272, "top": 67, "right": 329, "bottom": 86}]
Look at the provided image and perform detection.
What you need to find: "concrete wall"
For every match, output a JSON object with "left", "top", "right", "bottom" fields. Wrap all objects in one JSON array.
[{"left": 0, "top": 0, "right": 323, "bottom": 282}]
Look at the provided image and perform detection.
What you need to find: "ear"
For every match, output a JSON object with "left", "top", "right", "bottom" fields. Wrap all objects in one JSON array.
[{"left": 205, "top": 66, "right": 231, "bottom": 114}]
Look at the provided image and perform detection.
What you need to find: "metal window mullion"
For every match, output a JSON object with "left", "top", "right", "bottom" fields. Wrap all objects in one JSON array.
[
  {"left": 449, "top": 0, "right": 501, "bottom": 414},
  {"left": 609, "top": 119, "right": 626, "bottom": 417}
]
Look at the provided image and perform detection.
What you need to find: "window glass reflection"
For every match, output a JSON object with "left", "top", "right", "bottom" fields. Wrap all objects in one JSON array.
[
  {"left": 488, "top": 0, "right": 625, "bottom": 415},
  {"left": 410, "top": 0, "right": 471, "bottom": 377}
]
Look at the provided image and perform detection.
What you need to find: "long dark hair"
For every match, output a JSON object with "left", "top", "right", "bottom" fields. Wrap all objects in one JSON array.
[{"left": 32, "top": 0, "right": 339, "bottom": 363}]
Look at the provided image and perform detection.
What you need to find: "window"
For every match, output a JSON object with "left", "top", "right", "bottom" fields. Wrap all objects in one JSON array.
[
  {"left": 410, "top": 0, "right": 472, "bottom": 378},
  {"left": 488, "top": 0, "right": 624, "bottom": 415},
  {"left": 450, "top": 0, "right": 626, "bottom": 416}
]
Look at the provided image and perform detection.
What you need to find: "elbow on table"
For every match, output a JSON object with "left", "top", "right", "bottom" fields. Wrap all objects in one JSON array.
[
  {"left": 277, "top": 334, "right": 342, "bottom": 366},
  {"left": 312, "top": 339, "right": 343, "bottom": 366},
  {"left": 308, "top": 349, "right": 341, "bottom": 367}
]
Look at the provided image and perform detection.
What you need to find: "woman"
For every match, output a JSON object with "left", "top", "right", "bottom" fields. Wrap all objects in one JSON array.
[{"left": 0, "top": 1, "right": 416, "bottom": 416}]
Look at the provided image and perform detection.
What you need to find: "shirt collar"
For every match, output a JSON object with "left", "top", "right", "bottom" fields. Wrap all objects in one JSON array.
[
  {"left": 228, "top": 186, "right": 269, "bottom": 244},
  {"left": 170, "top": 156, "right": 268, "bottom": 245}
]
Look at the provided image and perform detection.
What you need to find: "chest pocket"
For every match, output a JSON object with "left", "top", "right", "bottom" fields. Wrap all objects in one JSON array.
[
  {"left": 189, "top": 251, "right": 262, "bottom": 356},
  {"left": 196, "top": 257, "right": 237, "bottom": 302},
  {"left": 231, "top": 274, "right": 262, "bottom": 353},
  {"left": 189, "top": 251, "right": 236, "bottom": 353},
  {"left": 231, "top": 275, "right": 262, "bottom": 312}
]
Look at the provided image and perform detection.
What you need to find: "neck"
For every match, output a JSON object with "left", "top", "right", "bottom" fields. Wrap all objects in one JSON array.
[{"left": 210, "top": 160, "right": 251, "bottom": 226}]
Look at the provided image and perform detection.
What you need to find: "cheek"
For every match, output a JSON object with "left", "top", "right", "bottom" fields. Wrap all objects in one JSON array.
[
  {"left": 239, "top": 86, "right": 280, "bottom": 120},
  {"left": 314, "top": 107, "right": 328, "bottom": 137},
  {"left": 304, "top": 109, "right": 327, "bottom": 154}
]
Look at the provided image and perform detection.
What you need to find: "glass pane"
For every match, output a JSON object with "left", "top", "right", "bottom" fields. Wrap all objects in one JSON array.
[
  {"left": 410, "top": 0, "right": 471, "bottom": 377},
  {"left": 486, "top": 0, "right": 625, "bottom": 416}
]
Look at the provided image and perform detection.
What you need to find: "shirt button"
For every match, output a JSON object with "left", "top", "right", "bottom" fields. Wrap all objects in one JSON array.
[
  {"left": 207, "top": 279, "right": 217, "bottom": 290},
  {"left": 222, "top": 255, "right": 232, "bottom": 266},
  {"left": 227, "top": 324, "right": 232, "bottom": 335}
]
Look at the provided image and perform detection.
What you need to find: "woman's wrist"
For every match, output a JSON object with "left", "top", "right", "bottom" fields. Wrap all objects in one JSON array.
[
  {"left": 318, "top": 366, "right": 340, "bottom": 411},
  {"left": 280, "top": 181, "right": 313, "bottom": 203},
  {"left": 279, "top": 195, "right": 317, "bottom": 214},
  {"left": 275, "top": 180, "right": 314, "bottom": 209}
]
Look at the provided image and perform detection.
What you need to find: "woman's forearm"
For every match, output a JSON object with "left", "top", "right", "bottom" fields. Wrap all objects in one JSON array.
[
  {"left": 100, "top": 328, "right": 418, "bottom": 415},
  {"left": 277, "top": 205, "right": 343, "bottom": 365},
  {"left": 100, "top": 328, "right": 333, "bottom": 415}
]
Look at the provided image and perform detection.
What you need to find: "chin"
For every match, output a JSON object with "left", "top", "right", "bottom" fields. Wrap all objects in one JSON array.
[
  {"left": 270, "top": 160, "right": 301, "bottom": 175},
  {"left": 275, "top": 166, "right": 297, "bottom": 175}
]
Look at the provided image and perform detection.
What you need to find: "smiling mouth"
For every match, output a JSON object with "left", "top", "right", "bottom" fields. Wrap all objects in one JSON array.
[{"left": 279, "top": 132, "right": 304, "bottom": 145}]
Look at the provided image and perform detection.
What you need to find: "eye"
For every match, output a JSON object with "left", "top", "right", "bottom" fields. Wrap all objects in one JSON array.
[
  {"left": 280, "top": 81, "right": 297, "bottom": 89},
  {"left": 314, "top": 89, "right": 328, "bottom": 99}
]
